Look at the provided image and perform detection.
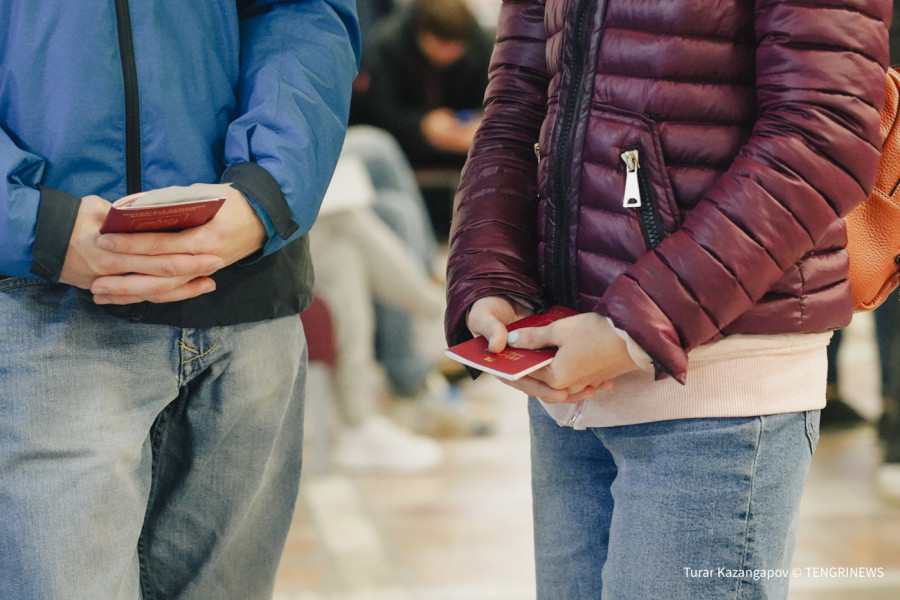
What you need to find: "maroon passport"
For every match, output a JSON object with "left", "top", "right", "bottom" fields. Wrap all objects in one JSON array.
[
  {"left": 444, "top": 306, "right": 579, "bottom": 380},
  {"left": 100, "top": 188, "right": 226, "bottom": 234}
]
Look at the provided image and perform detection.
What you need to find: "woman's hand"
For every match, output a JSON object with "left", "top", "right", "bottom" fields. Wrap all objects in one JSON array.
[
  {"left": 503, "top": 312, "right": 640, "bottom": 403},
  {"left": 465, "top": 295, "right": 534, "bottom": 353}
]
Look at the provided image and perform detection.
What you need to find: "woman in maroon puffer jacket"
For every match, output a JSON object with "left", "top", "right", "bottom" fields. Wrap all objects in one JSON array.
[{"left": 445, "top": 0, "right": 891, "bottom": 597}]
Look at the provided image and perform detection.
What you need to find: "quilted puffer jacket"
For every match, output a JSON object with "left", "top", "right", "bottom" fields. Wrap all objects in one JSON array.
[{"left": 445, "top": 0, "right": 891, "bottom": 383}]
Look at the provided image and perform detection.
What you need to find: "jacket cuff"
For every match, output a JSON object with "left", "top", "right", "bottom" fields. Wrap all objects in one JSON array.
[
  {"left": 29, "top": 186, "right": 81, "bottom": 282},
  {"left": 596, "top": 276, "right": 689, "bottom": 384},
  {"left": 604, "top": 317, "right": 654, "bottom": 371},
  {"left": 221, "top": 162, "right": 299, "bottom": 240}
]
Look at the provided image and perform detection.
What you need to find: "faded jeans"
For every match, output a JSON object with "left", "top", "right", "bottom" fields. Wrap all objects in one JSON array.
[
  {"left": 343, "top": 125, "right": 440, "bottom": 397},
  {"left": 529, "top": 397, "right": 819, "bottom": 599},
  {"left": 0, "top": 278, "right": 307, "bottom": 600}
]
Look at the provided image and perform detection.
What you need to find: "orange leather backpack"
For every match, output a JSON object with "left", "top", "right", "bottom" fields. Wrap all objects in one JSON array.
[{"left": 845, "top": 67, "right": 900, "bottom": 311}]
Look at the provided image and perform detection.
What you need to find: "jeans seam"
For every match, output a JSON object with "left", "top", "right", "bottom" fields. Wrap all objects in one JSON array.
[
  {"left": 179, "top": 340, "right": 218, "bottom": 365},
  {"left": 733, "top": 416, "right": 764, "bottom": 599},
  {"left": 137, "top": 402, "right": 175, "bottom": 600},
  {"left": 805, "top": 410, "right": 820, "bottom": 454},
  {"left": 0, "top": 277, "right": 45, "bottom": 292}
]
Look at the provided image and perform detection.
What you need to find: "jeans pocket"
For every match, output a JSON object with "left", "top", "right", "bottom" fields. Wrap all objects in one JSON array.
[
  {"left": 0, "top": 276, "right": 44, "bottom": 293},
  {"left": 805, "top": 409, "right": 821, "bottom": 454}
]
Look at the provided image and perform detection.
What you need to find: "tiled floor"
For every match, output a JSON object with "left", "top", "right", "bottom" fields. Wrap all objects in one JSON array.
[{"left": 275, "top": 312, "right": 900, "bottom": 600}]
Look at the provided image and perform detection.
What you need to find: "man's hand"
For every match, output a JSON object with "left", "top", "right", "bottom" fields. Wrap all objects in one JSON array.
[
  {"left": 60, "top": 184, "right": 266, "bottom": 304},
  {"left": 421, "top": 108, "right": 481, "bottom": 154}
]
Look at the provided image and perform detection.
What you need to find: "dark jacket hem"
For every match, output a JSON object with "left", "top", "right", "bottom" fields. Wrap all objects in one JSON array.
[{"left": 30, "top": 186, "right": 81, "bottom": 282}]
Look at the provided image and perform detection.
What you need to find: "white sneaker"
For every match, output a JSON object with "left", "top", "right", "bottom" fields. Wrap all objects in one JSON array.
[
  {"left": 333, "top": 415, "right": 443, "bottom": 472},
  {"left": 876, "top": 463, "right": 900, "bottom": 506}
]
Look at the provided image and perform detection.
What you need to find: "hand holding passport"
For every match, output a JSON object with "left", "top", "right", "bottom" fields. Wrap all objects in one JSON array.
[
  {"left": 99, "top": 185, "right": 227, "bottom": 233},
  {"left": 444, "top": 306, "right": 579, "bottom": 380}
]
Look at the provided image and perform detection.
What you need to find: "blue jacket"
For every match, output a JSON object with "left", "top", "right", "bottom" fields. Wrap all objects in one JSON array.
[{"left": 0, "top": 0, "right": 360, "bottom": 325}]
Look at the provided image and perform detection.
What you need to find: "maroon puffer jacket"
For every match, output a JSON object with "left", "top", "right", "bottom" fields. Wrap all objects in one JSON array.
[{"left": 445, "top": 0, "right": 891, "bottom": 383}]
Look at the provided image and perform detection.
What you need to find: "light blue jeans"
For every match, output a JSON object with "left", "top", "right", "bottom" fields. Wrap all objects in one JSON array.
[
  {"left": 0, "top": 278, "right": 307, "bottom": 600},
  {"left": 528, "top": 397, "right": 819, "bottom": 599},
  {"left": 343, "top": 125, "right": 439, "bottom": 397}
]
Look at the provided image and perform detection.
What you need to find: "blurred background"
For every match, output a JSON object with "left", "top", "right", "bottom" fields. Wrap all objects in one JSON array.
[{"left": 275, "top": 310, "right": 900, "bottom": 600}]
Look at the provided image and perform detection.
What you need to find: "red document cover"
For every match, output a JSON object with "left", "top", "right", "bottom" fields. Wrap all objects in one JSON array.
[
  {"left": 99, "top": 187, "right": 226, "bottom": 233},
  {"left": 444, "top": 305, "right": 579, "bottom": 380}
]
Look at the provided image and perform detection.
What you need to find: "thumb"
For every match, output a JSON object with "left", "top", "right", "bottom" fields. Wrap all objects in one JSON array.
[
  {"left": 506, "top": 323, "right": 558, "bottom": 351},
  {"left": 483, "top": 321, "right": 511, "bottom": 354},
  {"left": 467, "top": 312, "right": 510, "bottom": 354}
]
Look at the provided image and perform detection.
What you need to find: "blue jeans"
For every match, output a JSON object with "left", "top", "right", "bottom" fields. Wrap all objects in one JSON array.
[
  {"left": 529, "top": 398, "right": 819, "bottom": 599},
  {"left": 372, "top": 190, "right": 437, "bottom": 396},
  {"left": 0, "top": 278, "right": 307, "bottom": 600},
  {"left": 344, "top": 125, "right": 439, "bottom": 396}
]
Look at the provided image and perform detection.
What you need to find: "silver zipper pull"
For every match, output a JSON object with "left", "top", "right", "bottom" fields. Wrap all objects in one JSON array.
[
  {"left": 620, "top": 149, "right": 642, "bottom": 208},
  {"left": 533, "top": 142, "right": 541, "bottom": 161}
]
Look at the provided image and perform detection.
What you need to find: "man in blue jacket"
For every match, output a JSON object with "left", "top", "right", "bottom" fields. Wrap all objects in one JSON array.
[{"left": 0, "top": 2, "right": 359, "bottom": 599}]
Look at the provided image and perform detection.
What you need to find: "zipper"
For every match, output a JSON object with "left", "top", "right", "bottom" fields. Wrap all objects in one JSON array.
[
  {"left": 114, "top": 0, "right": 142, "bottom": 195},
  {"left": 620, "top": 149, "right": 663, "bottom": 249},
  {"left": 565, "top": 400, "right": 586, "bottom": 428},
  {"left": 114, "top": 0, "right": 148, "bottom": 323},
  {"left": 549, "top": 0, "right": 594, "bottom": 307},
  {"left": 621, "top": 149, "right": 642, "bottom": 208}
]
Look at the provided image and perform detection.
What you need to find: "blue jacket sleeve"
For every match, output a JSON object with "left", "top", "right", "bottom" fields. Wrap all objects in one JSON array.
[
  {"left": 0, "top": 131, "right": 80, "bottom": 280},
  {"left": 224, "top": 0, "right": 361, "bottom": 257},
  {"left": 0, "top": 130, "right": 42, "bottom": 278}
]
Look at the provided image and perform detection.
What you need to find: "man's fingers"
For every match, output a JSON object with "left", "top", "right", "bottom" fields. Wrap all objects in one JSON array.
[
  {"left": 91, "top": 274, "right": 217, "bottom": 304},
  {"left": 101, "top": 253, "right": 225, "bottom": 279},
  {"left": 99, "top": 231, "right": 182, "bottom": 256},
  {"left": 97, "top": 228, "right": 221, "bottom": 257}
]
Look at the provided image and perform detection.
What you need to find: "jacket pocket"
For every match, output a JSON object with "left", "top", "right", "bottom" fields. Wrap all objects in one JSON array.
[
  {"left": 620, "top": 147, "right": 665, "bottom": 249},
  {"left": 580, "top": 104, "right": 682, "bottom": 255}
]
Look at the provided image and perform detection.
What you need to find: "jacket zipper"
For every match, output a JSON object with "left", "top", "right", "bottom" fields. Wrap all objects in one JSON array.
[
  {"left": 114, "top": 0, "right": 148, "bottom": 323},
  {"left": 114, "top": 0, "right": 142, "bottom": 195},
  {"left": 549, "top": 0, "right": 593, "bottom": 307},
  {"left": 620, "top": 149, "right": 663, "bottom": 249}
]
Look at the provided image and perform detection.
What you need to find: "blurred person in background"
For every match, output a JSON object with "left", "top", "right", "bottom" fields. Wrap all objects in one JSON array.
[
  {"left": 350, "top": 2, "right": 491, "bottom": 434},
  {"left": 309, "top": 190, "right": 446, "bottom": 472},
  {"left": 356, "top": 0, "right": 494, "bottom": 238},
  {"left": 342, "top": 125, "right": 491, "bottom": 438},
  {"left": 356, "top": 0, "right": 493, "bottom": 171}
]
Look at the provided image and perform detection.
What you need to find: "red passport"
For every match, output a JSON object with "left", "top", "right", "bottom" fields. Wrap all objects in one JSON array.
[
  {"left": 444, "top": 305, "right": 578, "bottom": 380},
  {"left": 99, "top": 186, "right": 226, "bottom": 234}
]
